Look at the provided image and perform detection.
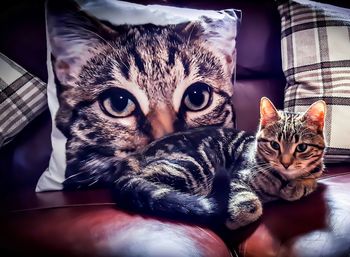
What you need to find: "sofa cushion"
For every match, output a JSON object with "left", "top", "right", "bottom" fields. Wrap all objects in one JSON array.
[
  {"left": 36, "top": 0, "right": 241, "bottom": 192},
  {"left": 278, "top": 0, "right": 350, "bottom": 163},
  {"left": 0, "top": 52, "right": 47, "bottom": 148}
]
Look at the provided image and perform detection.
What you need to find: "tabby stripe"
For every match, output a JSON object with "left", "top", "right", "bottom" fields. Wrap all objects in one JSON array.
[
  {"left": 197, "top": 143, "right": 215, "bottom": 192},
  {"left": 233, "top": 139, "right": 247, "bottom": 162},
  {"left": 310, "top": 164, "right": 323, "bottom": 174},
  {"left": 118, "top": 58, "right": 130, "bottom": 80},
  {"left": 257, "top": 138, "right": 270, "bottom": 143},
  {"left": 181, "top": 56, "right": 190, "bottom": 77},
  {"left": 130, "top": 47, "right": 145, "bottom": 74},
  {"left": 228, "top": 131, "right": 245, "bottom": 157},
  {"left": 228, "top": 192, "right": 257, "bottom": 212},
  {"left": 251, "top": 170, "right": 282, "bottom": 195},
  {"left": 229, "top": 182, "right": 250, "bottom": 193},
  {"left": 168, "top": 155, "right": 208, "bottom": 193},
  {"left": 308, "top": 144, "right": 325, "bottom": 150},
  {"left": 143, "top": 159, "right": 194, "bottom": 190},
  {"left": 159, "top": 160, "right": 199, "bottom": 191},
  {"left": 157, "top": 164, "right": 193, "bottom": 191},
  {"left": 217, "top": 141, "right": 226, "bottom": 167}
]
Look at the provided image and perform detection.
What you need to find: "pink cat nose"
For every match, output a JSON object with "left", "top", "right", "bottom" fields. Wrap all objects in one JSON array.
[
  {"left": 281, "top": 162, "right": 291, "bottom": 169},
  {"left": 280, "top": 155, "right": 293, "bottom": 169},
  {"left": 148, "top": 106, "right": 176, "bottom": 139}
]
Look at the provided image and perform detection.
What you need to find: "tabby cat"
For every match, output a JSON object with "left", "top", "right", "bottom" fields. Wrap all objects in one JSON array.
[
  {"left": 47, "top": 0, "right": 237, "bottom": 179},
  {"left": 64, "top": 97, "right": 327, "bottom": 229}
]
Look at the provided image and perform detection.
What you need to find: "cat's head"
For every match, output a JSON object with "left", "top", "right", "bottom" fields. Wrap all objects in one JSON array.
[
  {"left": 47, "top": 0, "right": 238, "bottom": 158},
  {"left": 256, "top": 97, "right": 326, "bottom": 180}
]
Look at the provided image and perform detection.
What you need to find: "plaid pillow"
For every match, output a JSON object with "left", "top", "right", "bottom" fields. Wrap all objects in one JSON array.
[
  {"left": 278, "top": 0, "right": 350, "bottom": 163},
  {"left": 0, "top": 52, "right": 47, "bottom": 147}
]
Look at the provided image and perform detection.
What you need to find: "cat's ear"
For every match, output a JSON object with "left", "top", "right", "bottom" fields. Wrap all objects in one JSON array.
[
  {"left": 260, "top": 97, "right": 280, "bottom": 127},
  {"left": 199, "top": 10, "right": 240, "bottom": 74},
  {"left": 176, "top": 10, "right": 240, "bottom": 75},
  {"left": 46, "top": 0, "right": 115, "bottom": 85},
  {"left": 302, "top": 100, "right": 326, "bottom": 132}
]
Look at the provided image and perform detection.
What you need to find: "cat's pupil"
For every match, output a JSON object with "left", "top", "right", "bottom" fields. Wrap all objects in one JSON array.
[
  {"left": 296, "top": 143, "right": 307, "bottom": 152},
  {"left": 112, "top": 94, "right": 128, "bottom": 112},
  {"left": 270, "top": 141, "right": 280, "bottom": 150},
  {"left": 183, "top": 83, "right": 212, "bottom": 111},
  {"left": 188, "top": 90, "right": 204, "bottom": 107},
  {"left": 99, "top": 88, "right": 136, "bottom": 118}
]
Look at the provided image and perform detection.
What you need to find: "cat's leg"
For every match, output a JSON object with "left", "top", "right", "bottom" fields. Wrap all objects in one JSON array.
[
  {"left": 279, "top": 178, "right": 317, "bottom": 201},
  {"left": 225, "top": 179, "right": 263, "bottom": 230}
]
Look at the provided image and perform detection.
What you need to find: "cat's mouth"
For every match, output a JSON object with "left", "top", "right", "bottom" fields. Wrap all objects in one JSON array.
[{"left": 277, "top": 168, "right": 323, "bottom": 181}]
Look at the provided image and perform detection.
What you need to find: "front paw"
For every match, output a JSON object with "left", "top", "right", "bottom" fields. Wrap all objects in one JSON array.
[
  {"left": 280, "top": 178, "right": 317, "bottom": 201},
  {"left": 225, "top": 195, "right": 263, "bottom": 230}
]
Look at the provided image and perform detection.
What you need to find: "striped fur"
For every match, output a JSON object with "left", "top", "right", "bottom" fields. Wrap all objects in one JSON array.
[
  {"left": 64, "top": 98, "right": 326, "bottom": 229},
  {"left": 51, "top": 1, "right": 326, "bottom": 228},
  {"left": 46, "top": 0, "right": 237, "bottom": 181}
]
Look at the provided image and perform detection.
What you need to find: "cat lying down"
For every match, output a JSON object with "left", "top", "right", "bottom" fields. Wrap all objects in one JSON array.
[{"left": 64, "top": 97, "right": 326, "bottom": 229}]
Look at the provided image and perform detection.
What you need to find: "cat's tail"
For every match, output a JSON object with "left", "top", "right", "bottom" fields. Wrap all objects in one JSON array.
[{"left": 111, "top": 166, "right": 230, "bottom": 225}]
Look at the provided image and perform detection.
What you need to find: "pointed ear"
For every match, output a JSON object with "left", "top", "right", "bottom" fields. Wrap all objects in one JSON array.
[
  {"left": 176, "top": 10, "right": 240, "bottom": 75},
  {"left": 302, "top": 100, "right": 326, "bottom": 132},
  {"left": 46, "top": 0, "right": 115, "bottom": 85},
  {"left": 199, "top": 10, "right": 240, "bottom": 75},
  {"left": 260, "top": 97, "right": 280, "bottom": 127}
]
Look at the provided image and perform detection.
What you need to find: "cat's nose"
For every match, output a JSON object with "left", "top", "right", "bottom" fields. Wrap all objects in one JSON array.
[
  {"left": 280, "top": 155, "right": 293, "bottom": 169},
  {"left": 281, "top": 162, "right": 291, "bottom": 169},
  {"left": 148, "top": 106, "right": 176, "bottom": 139}
]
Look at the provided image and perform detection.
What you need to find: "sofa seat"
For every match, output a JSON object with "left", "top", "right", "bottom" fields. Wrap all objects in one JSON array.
[
  {"left": 237, "top": 164, "right": 350, "bottom": 257},
  {"left": 1, "top": 188, "right": 232, "bottom": 257},
  {"left": 1, "top": 1, "right": 350, "bottom": 256},
  {"left": 1, "top": 164, "right": 349, "bottom": 257}
]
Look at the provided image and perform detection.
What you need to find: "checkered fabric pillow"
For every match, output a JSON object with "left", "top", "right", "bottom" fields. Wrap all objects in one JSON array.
[
  {"left": 278, "top": 0, "right": 350, "bottom": 162},
  {"left": 0, "top": 52, "right": 47, "bottom": 147}
]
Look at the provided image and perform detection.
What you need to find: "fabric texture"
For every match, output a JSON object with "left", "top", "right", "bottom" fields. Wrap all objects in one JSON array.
[
  {"left": 36, "top": 0, "right": 241, "bottom": 192},
  {"left": 0, "top": 52, "right": 47, "bottom": 148},
  {"left": 278, "top": 0, "right": 350, "bottom": 162}
]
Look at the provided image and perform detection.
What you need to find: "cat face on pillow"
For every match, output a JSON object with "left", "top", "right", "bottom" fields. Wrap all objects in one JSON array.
[{"left": 47, "top": 0, "right": 238, "bottom": 178}]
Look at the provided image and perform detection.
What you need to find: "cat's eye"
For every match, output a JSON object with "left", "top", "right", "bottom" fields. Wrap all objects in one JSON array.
[
  {"left": 296, "top": 143, "right": 308, "bottom": 152},
  {"left": 99, "top": 88, "right": 137, "bottom": 118},
  {"left": 182, "top": 82, "right": 212, "bottom": 112},
  {"left": 270, "top": 141, "right": 280, "bottom": 150}
]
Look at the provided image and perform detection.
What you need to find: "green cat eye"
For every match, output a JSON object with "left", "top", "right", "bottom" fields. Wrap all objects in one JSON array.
[
  {"left": 296, "top": 143, "right": 308, "bottom": 152},
  {"left": 182, "top": 82, "right": 212, "bottom": 112},
  {"left": 99, "top": 88, "right": 137, "bottom": 118},
  {"left": 270, "top": 141, "right": 280, "bottom": 150}
]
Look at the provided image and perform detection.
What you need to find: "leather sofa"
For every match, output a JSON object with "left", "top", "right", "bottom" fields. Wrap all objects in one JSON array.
[{"left": 1, "top": 0, "right": 349, "bottom": 256}]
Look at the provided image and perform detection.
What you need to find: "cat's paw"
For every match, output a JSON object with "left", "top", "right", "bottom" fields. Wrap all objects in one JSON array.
[
  {"left": 280, "top": 178, "right": 317, "bottom": 201},
  {"left": 225, "top": 196, "right": 263, "bottom": 230}
]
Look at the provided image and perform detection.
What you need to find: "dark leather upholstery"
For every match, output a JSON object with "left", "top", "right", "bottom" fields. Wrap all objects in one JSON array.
[
  {"left": 237, "top": 168, "right": 350, "bottom": 257},
  {"left": 0, "top": 1, "right": 349, "bottom": 257}
]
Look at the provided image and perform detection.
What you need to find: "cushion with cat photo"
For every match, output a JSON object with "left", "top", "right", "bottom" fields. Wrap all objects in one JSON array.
[
  {"left": 36, "top": 0, "right": 241, "bottom": 191},
  {"left": 277, "top": 0, "right": 350, "bottom": 163}
]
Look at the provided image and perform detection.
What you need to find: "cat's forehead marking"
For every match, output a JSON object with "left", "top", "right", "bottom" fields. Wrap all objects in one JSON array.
[
  {"left": 110, "top": 25, "right": 227, "bottom": 112},
  {"left": 77, "top": 24, "right": 232, "bottom": 116}
]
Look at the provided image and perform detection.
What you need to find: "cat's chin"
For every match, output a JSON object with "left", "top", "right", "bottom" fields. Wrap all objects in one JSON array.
[{"left": 299, "top": 170, "right": 323, "bottom": 179}]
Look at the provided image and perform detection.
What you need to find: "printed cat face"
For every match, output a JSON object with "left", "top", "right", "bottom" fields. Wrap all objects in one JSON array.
[
  {"left": 47, "top": 0, "right": 237, "bottom": 169},
  {"left": 257, "top": 97, "right": 326, "bottom": 180}
]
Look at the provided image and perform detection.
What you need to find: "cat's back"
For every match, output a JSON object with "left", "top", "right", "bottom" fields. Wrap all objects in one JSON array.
[{"left": 141, "top": 126, "right": 252, "bottom": 157}]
